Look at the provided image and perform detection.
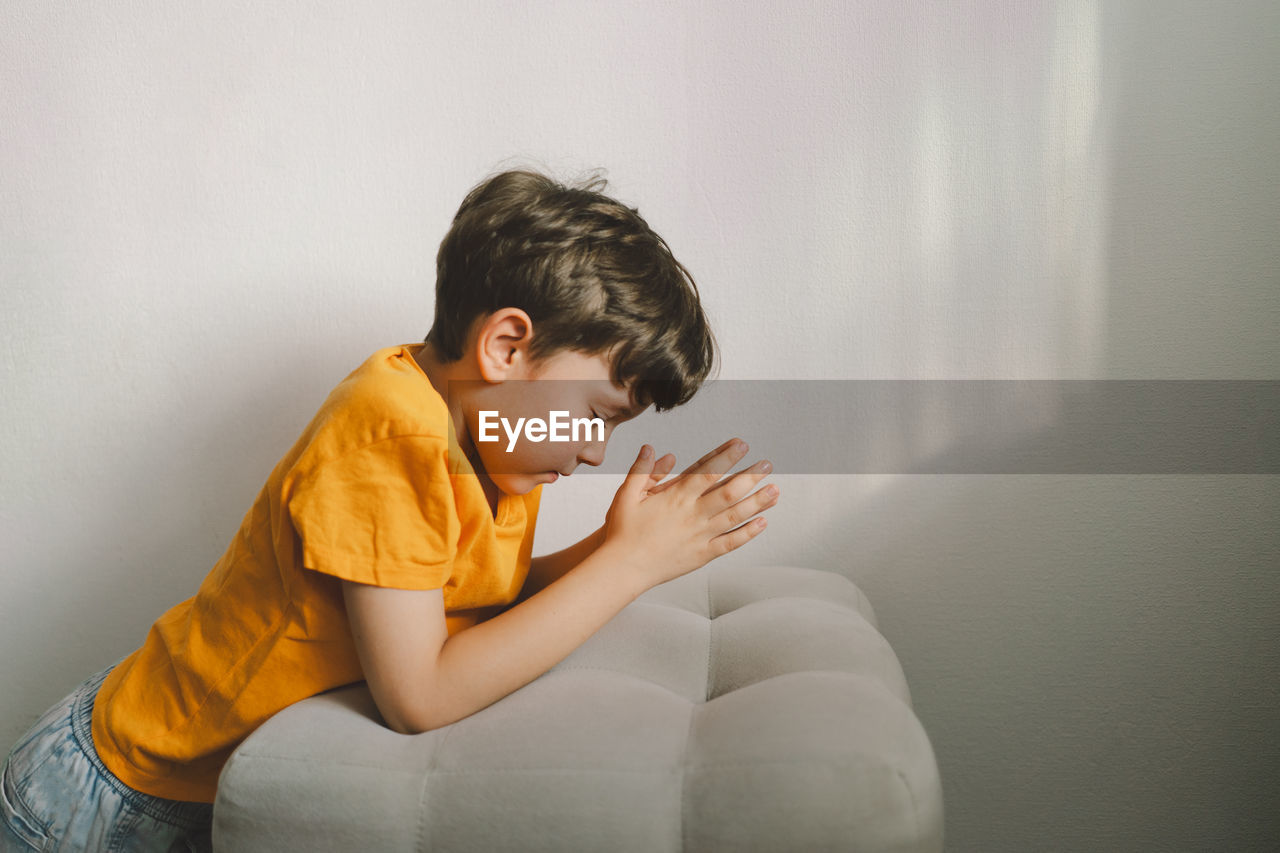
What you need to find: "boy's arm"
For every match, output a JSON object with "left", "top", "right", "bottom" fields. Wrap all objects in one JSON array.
[
  {"left": 345, "top": 539, "right": 643, "bottom": 734},
  {"left": 520, "top": 526, "right": 605, "bottom": 602},
  {"left": 344, "top": 441, "right": 776, "bottom": 735},
  {"left": 520, "top": 453, "right": 677, "bottom": 600}
]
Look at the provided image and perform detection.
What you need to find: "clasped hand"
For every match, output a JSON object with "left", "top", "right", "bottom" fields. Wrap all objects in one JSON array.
[{"left": 602, "top": 438, "right": 779, "bottom": 588}]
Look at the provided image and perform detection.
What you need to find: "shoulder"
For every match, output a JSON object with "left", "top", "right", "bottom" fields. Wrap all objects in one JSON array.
[
  {"left": 280, "top": 345, "right": 456, "bottom": 491},
  {"left": 294, "top": 345, "right": 454, "bottom": 471},
  {"left": 325, "top": 345, "right": 451, "bottom": 442}
]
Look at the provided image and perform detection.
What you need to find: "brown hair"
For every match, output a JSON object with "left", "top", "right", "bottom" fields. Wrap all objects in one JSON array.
[{"left": 425, "top": 169, "right": 716, "bottom": 411}]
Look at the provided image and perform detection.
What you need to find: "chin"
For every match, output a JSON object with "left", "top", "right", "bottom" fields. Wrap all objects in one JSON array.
[{"left": 491, "top": 473, "right": 552, "bottom": 496}]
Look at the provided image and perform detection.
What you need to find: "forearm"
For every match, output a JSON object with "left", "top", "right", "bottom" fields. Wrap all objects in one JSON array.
[
  {"left": 520, "top": 525, "right": 605, "bottom": 600},
  {"left": 412, "top": 543, "right": 641, "bottom": 730}
]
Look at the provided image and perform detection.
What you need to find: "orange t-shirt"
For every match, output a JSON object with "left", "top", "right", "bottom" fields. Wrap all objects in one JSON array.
[{"left": 92, "top": 344, "right": 541, "bottom": 803}]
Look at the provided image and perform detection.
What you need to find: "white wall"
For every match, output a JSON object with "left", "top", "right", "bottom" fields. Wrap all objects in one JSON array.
[{"left": 3, "top": 2, "right": 1277, "bottom": 849}]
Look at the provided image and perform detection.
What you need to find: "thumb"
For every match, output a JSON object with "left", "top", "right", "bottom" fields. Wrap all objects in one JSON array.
[{"left": 622, "top": 444, "right": 656, "bottom": 497}]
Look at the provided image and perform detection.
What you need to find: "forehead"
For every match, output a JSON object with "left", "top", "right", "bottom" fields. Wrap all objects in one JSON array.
[{"left": 533, "top": 350, "right": 643, "bottom": 412}]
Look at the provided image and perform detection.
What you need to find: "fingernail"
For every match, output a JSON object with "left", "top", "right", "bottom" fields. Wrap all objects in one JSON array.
[
  {"left": 640, "top": 444, "right": 653, "bottom": 459},
  {"left": 734, "top": 440, "right": 748, "bottom": 453},
  {"left": 758, "top": 460, "right": 772, "bottom": 474}
]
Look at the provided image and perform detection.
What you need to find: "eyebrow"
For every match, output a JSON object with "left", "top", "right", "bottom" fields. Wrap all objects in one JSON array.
[
  {"left": 600, "top": 393, "right": 642, "bottom": 420},
  {"left": 615, "top": 400, "right": 646, "bottom": 420}
]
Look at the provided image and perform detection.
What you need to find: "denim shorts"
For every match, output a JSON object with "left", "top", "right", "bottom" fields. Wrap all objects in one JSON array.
[{"left": 1, "top": 666, "right": 213, "bottom": 852}]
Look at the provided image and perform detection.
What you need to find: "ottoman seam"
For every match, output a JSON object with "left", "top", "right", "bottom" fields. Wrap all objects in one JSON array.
[
  {"left": 895, "top": 767, "right": 923, "bottom": 846},
  {"left": 679, "top": 574, "right": 714, "bottom": 853},
  {"left": 678, "top": 702, "right": 696, "bottom": 853},
  {"left": 413, "top": 720, "right": 454, "bottom": 852},
  {"left": 682, "top": 755, "right": 905, "bottom": 772},
  {"left": 547, "top": 666, "right": 698, "bottom": 701},
  {"left": 702, "top": 576, "right": 718, "bottom": 704}
]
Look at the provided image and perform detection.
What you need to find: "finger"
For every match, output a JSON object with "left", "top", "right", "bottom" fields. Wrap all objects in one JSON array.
[
  {"left": 652, "top": 439, "right": 740, "bottom": 495},
  {"left": 646, "top": 453, "right": 678, "bottom": 492},
  {"left": 622, "top": 444, "right": 657, "bottom": 497},
  {"left": 700, "top": 459, "right": 772, "bottom": 501},
  {"left": 712, "top": 483, "right": 780, "bottom": 531},
  {"left": 675, "top": 438, "right": 751, "bottom": 495},
  {"left": 710, "top": 516, "right": 769, "bottom": 557},
  {"left": 677, "top": 438, "right": 740, "bottom": 478}
]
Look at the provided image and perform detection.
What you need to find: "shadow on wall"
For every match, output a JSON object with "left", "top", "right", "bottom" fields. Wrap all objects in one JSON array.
[
  {"left": 809, "top": 2, "right": 1280, "bottom": 850},
  {"left": 824, "top": 465, "right": 1279, "bottom": 853}
]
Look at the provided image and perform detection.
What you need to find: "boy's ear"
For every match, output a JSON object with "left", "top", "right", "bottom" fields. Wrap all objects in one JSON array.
[{"left": 473, "top": 308, "right": 535, "bottom": 382}]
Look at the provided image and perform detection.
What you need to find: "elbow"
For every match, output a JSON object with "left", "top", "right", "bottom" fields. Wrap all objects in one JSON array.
[
  {"left": 379, "top": 708, "right": 421, "bottom": 735},
  {"left": 384, "top": 717, "right": 431, "bottom": 736},
  {"left": 377, "top": 696, "right": 462, "bottom": 735},
  {"left": 380, "top": 705, "right": 443, "bottom": 736},
  {"left": 364, "top": 643, "right": 472, "bottom": 734},
  {"left": 366, "top": 667, "right": 455, "bottom": 735}
]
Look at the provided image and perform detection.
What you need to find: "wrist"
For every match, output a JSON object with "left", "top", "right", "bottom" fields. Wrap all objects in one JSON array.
[{"left": 585, "top": 539, "right": 650, "bottom": 601}]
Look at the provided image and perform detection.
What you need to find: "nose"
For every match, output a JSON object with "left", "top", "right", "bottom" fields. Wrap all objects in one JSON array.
[
  {"left": 577, "top": 444, "right": 605, "bottom": 468},
  {"left": 575, "top": 419, "right": 616, "bottom": 469},
  {"left": 577, "top": 436, "right": 607, "bottom": 468}
]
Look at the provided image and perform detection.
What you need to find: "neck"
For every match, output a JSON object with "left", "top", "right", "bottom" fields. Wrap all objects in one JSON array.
[{"left": 413, "top": 342, "right": 496, "bottom": 504}]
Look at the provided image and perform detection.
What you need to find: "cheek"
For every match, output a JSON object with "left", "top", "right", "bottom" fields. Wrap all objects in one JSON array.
[
  {"left": 510, "top": 437, "right": 581, "bottom": 470},
  {"left": 471, "top": 434, "right": 529, "bottom": 476}
]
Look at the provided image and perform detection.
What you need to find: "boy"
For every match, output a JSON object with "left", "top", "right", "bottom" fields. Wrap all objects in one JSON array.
[{"left": 0, "top": 169, "right": 778, "bottom": 851}]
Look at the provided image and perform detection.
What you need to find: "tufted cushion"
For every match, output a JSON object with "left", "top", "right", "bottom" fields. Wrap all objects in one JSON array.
[{"left": 212, "top": 564, "right": 943, "bottom": 852}]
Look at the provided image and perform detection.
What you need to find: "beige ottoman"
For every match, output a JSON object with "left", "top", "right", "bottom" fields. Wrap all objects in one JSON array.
[{"left": 213, "top": 563, "right": 943, "bottom": 851}]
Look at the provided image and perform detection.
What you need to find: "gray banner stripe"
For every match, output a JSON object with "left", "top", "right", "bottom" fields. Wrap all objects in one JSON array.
[{"left": 451, "top": 381, "right": 1280, "bottom": 475}]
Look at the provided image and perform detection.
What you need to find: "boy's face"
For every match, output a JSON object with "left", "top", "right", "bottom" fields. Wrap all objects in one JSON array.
[{"left": 463, "top": 349, "right": 645, "bottom": 496}]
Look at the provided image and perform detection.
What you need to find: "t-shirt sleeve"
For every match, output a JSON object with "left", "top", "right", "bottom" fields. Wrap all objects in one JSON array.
[{"left": 287, "top": 436, "right": 459, "bottom": 590}]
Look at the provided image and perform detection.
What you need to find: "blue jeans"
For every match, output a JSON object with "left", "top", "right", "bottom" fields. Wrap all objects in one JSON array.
[{"left": 1, "top": 666, "right": 213, "bottom": 852}]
